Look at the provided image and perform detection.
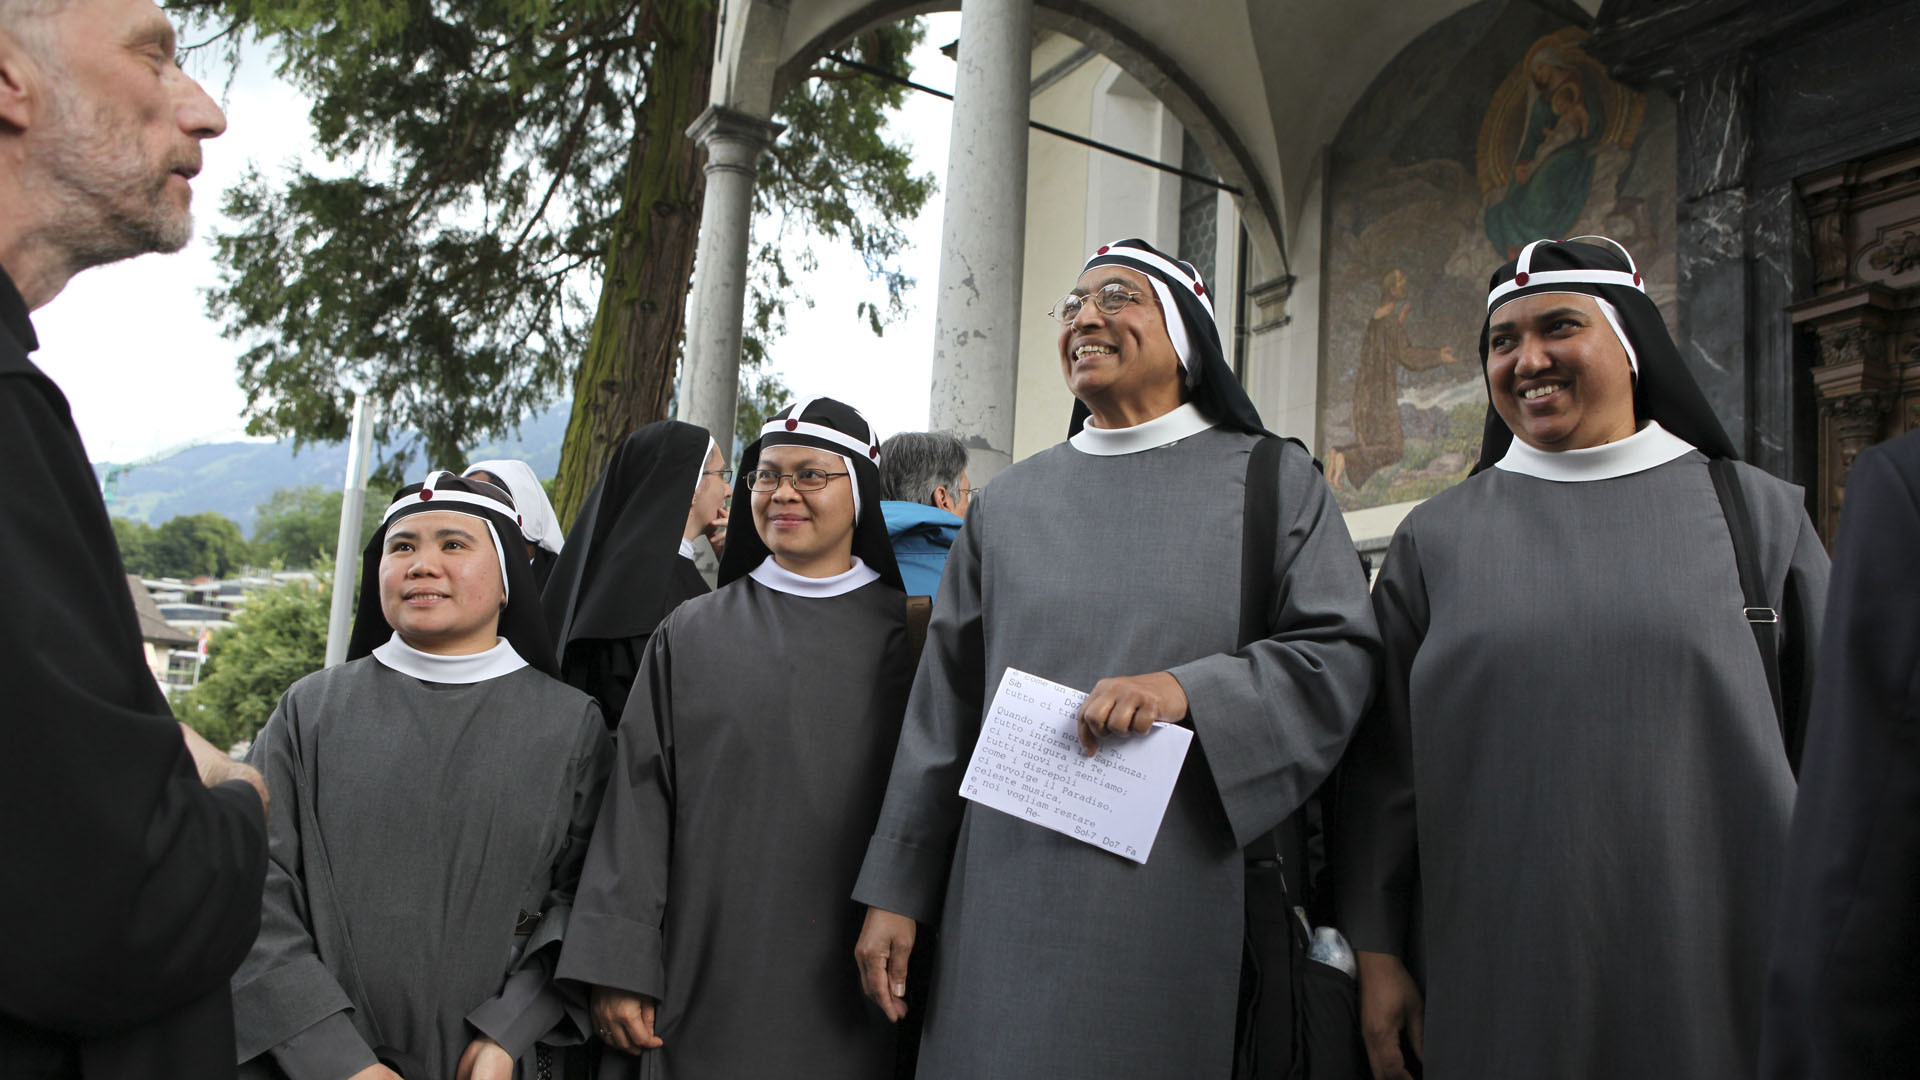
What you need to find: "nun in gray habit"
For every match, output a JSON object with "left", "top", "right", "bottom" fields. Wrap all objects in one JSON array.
[
  {"left": 232, "top": 472, "right": 612, "bottom": 1080},
  {"left": 1334, "top": 238, "right": 1830, "bottom": 1080},
  {"left": 557, "top": 399, "right": 911, "bottom": 1080},
  {"left": 851, "top": 239, "right": 1380, "bottom": 1079}
]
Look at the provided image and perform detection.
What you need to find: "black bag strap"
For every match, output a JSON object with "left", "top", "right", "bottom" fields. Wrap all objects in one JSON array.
[
  {"left": 1706, "top": 458, "right": 1788, "bottom": 751},
  {"left": 1239, "top": 438, "right": 1306, "bottom": 881},
  {"left": 1240, "top": 436, "right": 1286, "bottom": 650}
]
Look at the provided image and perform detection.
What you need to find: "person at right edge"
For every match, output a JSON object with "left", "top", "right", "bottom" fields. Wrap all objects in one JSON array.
[
  {"left": 1762, "top": 426, "right": 1920, "bottom": 1078},
  {"left": 1334, "top": 237, "right": 1829, "bottom": 1079},
  {"left": 1, "top": 2, "right": 271, "bottom": 1078},
  {"left": 851, "top": 237, "right": 1381, "bottom": 1079}
]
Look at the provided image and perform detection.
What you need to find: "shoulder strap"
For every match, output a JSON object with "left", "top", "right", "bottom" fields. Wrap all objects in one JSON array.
[
  {"left": 1707, "top": 458, "right": 1788, "bottom": 752},
  {"left": 1238, "top": 436, "right": 1285, "bottom": 651},
  {"left": 904, "top": 595, "right": 933, "bottom": 672},
  {"left": 1238, "top": 437, "right": 1299, "bottom": 875}
]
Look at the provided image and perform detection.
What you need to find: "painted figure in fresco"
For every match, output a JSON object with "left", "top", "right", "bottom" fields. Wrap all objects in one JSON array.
[
  {"left": 1330, "top": 268, "right": 1458, "bottom": 491},
  {"left": 1484, "top": 42, "right": 1603, "bottom": 257}
]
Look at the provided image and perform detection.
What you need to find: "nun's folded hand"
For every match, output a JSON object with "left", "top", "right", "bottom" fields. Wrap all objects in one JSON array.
[
  {"left": 593, "top": 986, "right": 664, "bottom": 1054},
  {"left": 455, "top": 1035, "right": 513, "bottom": 1080},
  {"left": 1076, "top": 672, "right": 1189, "bottom": 756},
  {"left": 1358, "top": 950, "right": 1424, "bottom": 1080}
]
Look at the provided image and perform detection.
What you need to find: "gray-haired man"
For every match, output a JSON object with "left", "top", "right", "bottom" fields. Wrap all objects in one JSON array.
[
  {"left": 1, "top": 2, "right": 269, "bottom": 1077},
  {"left": 877, "top": 431, "right": 971, "bottom": 598}
]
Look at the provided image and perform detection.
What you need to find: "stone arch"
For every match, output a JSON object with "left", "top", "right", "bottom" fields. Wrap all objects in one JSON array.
[{"left": 724, "top": 0, "right": 1289, "bottom": 271}]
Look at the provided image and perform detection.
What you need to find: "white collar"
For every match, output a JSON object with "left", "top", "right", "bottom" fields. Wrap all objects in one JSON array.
[
  {"left": 748, "top": 555, "right": 880, "bottom": 598},
  {"left": 371, "top": 633, "right": 529, "bottom": 684},
  {"left": 678, "top": 537, "right": 698, "bottom": 561},
  {"left": 1069, "top": 402, "right": 1215, "bottom": 456},
  {"left": 1494, "top": 420, "right": 1696, "bottom": 482}
]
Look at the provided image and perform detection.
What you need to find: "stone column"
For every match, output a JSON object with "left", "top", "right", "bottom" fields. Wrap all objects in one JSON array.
[
  {"left": 678, "top": 104, "right": 783, "bottom": 455},
  {"left": 929, "top": 0, "right": 1033, "bottom": 487}
]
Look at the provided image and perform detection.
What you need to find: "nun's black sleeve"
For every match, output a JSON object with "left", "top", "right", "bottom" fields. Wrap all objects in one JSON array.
[{"left": 0, "top": 366, "right": 268, "bottom": 1038}]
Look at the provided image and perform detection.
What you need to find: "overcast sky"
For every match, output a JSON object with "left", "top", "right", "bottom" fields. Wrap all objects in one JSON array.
[{"left": 32, "top": 14, "right": 962, "bottom": 466}]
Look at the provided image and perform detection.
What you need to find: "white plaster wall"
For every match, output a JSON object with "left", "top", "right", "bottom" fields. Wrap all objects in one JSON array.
[
  {"left": 1210, "top": 189, "right": 1240, "bottom": 376},
  {"left": 1242, "top": 149, "right": 1323, "bottom": 450},
  {"left": 1012, "top": 40, "right": 1103, "bottom": 464},
  {"left": 1084, "top": 65, "right": 1181, "bottom": 256}
]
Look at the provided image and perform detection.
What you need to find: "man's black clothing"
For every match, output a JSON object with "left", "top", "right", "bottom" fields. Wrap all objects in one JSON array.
[
  {"left": 0, "top": 268, "right": 268, "bottom": 1079},
  {"left": 1763, "top": 429, "right": 1920, "bottom": 1078}
]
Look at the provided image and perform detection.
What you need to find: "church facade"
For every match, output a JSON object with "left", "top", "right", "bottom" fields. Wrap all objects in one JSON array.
[{"left": 681, "top": 0, "right": 1920, "bottom": 553}]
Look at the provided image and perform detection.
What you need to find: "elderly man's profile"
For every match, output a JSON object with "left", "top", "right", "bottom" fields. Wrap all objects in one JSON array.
[{"left": 1, "top": 1, "right": 271, "bottom": 1077}]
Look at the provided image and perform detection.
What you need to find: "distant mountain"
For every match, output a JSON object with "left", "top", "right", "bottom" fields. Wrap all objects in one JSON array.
[{"left": 94, "top": 405, "right": 569, "bottom": 535}]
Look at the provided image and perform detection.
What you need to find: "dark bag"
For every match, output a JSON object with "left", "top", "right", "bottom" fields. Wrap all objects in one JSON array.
[{"left": 1231, "top": 436, "right": 1368, "bottom": 1080}]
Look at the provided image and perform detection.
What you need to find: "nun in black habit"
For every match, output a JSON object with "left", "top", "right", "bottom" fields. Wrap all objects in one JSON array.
[
  {"left": 540, "top": 421, "right": 729, "bottom": 729},
  {"left": 557, "top": 399, "right": 911, "bottom": 1080},
  {"left": 1334, "top": 238, "right": 1830, "bottom": 1080},
  {"left": 233, "top": 472, "right": 611, "bottom": 1080}
]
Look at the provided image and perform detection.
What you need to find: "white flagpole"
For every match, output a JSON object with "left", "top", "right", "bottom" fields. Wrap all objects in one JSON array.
[{"left": 323, "top": 394, "right": 378, "bottom": 666}]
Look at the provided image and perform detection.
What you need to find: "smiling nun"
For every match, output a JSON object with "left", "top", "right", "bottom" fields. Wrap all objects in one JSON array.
[
  {"left": 233, "top": 472, "right": 612, "bottom": 1080},
  {"left": 557, "top": 399, "right": 912, "bottom": 1079},
  {"left": 1334, "top": 238, "right": 1831, "bottom": 1080},
  {"left": 850, "top": 239, "right": 1380, "bottom": 1079}
]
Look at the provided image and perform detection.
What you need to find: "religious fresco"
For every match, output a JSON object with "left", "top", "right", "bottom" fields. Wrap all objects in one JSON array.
[{"left": 1319, "top": 2, "right": 1677, "bottom": 511}]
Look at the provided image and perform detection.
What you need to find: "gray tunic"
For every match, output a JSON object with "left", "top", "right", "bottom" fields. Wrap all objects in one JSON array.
[
  {"left": 233, "top": 659, "right": 611, "bottom": 1079},
  {"left": 556, "top": 576, "right": 911, "bottom": 1079},
  {"left": 1335, "top": 452, "right": 1829, "bottom": 1078},
  {"left": 852, "top": 428, "right": 1380, "bottom": 1079}
]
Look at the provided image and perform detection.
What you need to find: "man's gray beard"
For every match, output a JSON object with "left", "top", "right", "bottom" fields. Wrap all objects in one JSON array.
[{"left": 40, "top": 93, "right": 194, "bottom": 272}]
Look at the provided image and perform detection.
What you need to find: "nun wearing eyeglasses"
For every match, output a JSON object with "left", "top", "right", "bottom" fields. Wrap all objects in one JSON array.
[
  {"left": 850, "top": 240, "right": 1381, "bottom": 1079},
  {"left": 556, "top": 399, "right": 911, "bottom": 1079},
  {"left": 1333, "top": 238, "right": 1830, "bottom": 1080}
]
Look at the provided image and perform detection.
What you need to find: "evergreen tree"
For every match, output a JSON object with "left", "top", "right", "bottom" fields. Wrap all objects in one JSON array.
[{"left": 182, "top": 1, "right": 932, "bottom": 525}]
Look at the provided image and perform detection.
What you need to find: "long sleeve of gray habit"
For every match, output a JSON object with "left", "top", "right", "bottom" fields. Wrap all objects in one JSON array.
[
  {"left": 468, "top": 707, "right": 613, "bottom": 1057},
  {"left": 851, "top": 507, "right": 987, "bottom": 925},
  {"left": 556, "top": 630, "right": 676, "bottom": 1000},
  {"left": 1167, "top": 442, "right": 1381, "bottom": 847},
  {"left": 230, "top": 695, "right": 377, "bottom": 1077},
  {"left": 1333, "top": 526, "right": 1425, "bottom": 959}
]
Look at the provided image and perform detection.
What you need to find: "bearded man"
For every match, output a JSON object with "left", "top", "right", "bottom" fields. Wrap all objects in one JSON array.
[{"left": 1, "top": 2, "right": 270, "bottom": 1078}]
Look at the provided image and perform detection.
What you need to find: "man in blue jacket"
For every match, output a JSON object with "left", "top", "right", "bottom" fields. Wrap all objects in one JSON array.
[{"left": 877, "top": 431, "right": 971, "bottom": 598}]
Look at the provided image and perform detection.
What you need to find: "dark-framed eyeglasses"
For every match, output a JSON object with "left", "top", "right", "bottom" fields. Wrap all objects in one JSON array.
[
  {"left": 1049, "top": 282, "right": 1145, "bottom": 324},
  {"left": 703, "top": 468, "right": 734, "bottom": 483},
  {"left": 744, "top": 468, "right": 850, "bottom": 493}
]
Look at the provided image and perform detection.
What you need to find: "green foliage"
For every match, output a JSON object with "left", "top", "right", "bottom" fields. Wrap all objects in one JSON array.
[
  {"left": 112, "top": 516, "right": 158, "bottom": 574},
  {"left": 185, "top": 0, "right": 932, "bottom": 469},
  {"left": 119, "top": 511, "right": 252, "bottom": 579},
  {"left": 252, "top": 485, "right": 386, "bottom": 569},
  {"left": 175, "top": 572, "right": 331, "bottom": 750},
  {"left": 735, "top": 368, "right": 790, "bottom": 454}
]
